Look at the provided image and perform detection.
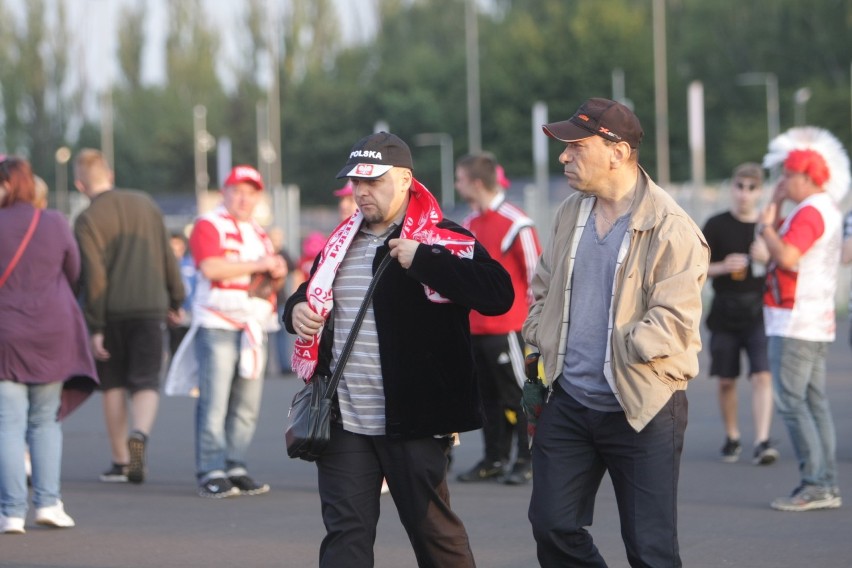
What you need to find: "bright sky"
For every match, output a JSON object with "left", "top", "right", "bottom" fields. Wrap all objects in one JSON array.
[{"left": 7, "top": 0, "right": 378, "bottom": 94}]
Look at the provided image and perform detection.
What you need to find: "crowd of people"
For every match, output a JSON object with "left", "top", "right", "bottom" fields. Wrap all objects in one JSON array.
[{"left": 1, "top": 97, "right": 849, "bottom": 567}]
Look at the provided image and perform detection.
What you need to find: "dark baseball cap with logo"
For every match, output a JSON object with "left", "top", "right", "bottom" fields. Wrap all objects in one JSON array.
[
  {"left": 542, "top": 98, "right": 643, "bottom": 149},
  {"left": 336, "top": 132, "right": 414, "bottom": 179}
]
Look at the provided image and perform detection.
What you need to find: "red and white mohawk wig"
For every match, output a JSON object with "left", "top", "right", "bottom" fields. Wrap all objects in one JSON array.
[{"left": 763, "top": 126, "right": 851, "bottom": 202}]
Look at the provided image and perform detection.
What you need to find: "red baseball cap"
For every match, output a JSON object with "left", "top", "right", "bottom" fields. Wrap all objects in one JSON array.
[
  {"left": 224, "top": 165, "right": 264, "bottom": 190},
  {"left": 333, "top": 181, "right": 354, "bottom": 197}
]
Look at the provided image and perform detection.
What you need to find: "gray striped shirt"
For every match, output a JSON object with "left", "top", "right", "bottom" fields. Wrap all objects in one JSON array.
[{"left": 331, "top": 224, "right": 397, "bottom": 435}]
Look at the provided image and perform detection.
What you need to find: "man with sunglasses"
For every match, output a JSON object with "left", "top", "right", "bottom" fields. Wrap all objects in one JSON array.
[{"left": 702, "top": 163, "right": 779, "bottom": 465}]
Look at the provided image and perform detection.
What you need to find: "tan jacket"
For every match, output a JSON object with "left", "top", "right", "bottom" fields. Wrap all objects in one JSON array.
[{"left": 523, "top": 168, "right": 709, "bottom": 431}]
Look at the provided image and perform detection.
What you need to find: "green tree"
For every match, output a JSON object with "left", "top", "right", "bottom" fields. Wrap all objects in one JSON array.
[
  {"left": 165, "top": 0, "right": 223, "bottom": 106},
  {"left": 102, "top": 0, "right": 227, "bottom": 194},
  {"left": 224, "top": 0, "right": 269, "bottom": 168},
  {"left": 282, "top": 0, "right": 471, "bottom": 202},
  {"left": 282, "top": 0, "right": 340, "bottom": 81},
  {"left": 669, "top": 0, "right": 852, "bottom": 180},
  {"left": 0, "top": 0, "right": 78, "bottom": 179},
  {"left": 116, "top": 1, "right": 146, "bottom": 90},
  {"left": 0, "top": 0, "right": 22, "bottom": 153},
  {"left": 10, "top": 0, "right": 852, "bottom": 200}
]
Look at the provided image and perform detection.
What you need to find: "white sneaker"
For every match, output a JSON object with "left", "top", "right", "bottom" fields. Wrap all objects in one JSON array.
[
  {"left": 1, "top": 515, "right": 26, "bottom": 534},
  {"left": 35, "top": 500, "right": 75, "bottom": 528}
]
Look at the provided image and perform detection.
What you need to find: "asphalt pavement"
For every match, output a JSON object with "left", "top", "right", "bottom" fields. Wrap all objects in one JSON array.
[{"left": 2, "top": 335, "right": 851, "bottom": 568}]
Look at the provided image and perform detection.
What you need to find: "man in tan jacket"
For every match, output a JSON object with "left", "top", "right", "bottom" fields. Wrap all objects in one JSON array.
[{"left": 523, "top": 98, "right": 709, "bottom": 567}]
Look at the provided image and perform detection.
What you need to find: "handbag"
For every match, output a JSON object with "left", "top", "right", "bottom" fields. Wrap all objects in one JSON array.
[
  {"left": 0, "top": 208, "right": 41, "bottom": 289},
  {"left": 285, "top": 254, "right": 392, "bottom": 461}
]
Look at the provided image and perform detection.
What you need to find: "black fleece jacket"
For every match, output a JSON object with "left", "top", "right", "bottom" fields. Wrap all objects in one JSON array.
[{"left": 284, "top": 219, "right": 514, "bottom": 439}]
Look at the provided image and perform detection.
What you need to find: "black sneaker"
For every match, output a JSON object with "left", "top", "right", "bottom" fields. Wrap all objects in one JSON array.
[
  {"left": 503, "top": 459, "right": 532, "bottom": 485},
  {"left": 457, "top": 460, "right": 505, "bottom": 482},
  {"left": 720, "top": 437, "right": 741, "bottom": 463},
  {"left": 99, "top": 463, "right": 129, "bottom": 483},
  {"left": 198, "top": 477, "right": 240, "bottom": 499},
  {"left": 753, "top": 440, "right": 780, "bottom": 466},
  {"left": 127, "top": 431, "right": 147, "bottom": 484},
  {"left": 229, "top": 474, "right": 270, "bottom": 496}
]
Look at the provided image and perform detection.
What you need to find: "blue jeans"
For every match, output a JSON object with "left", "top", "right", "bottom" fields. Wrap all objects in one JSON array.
[
  {"left": 768, "top": 335, "right": 837, "bottom": 488},
  {"left": 529, "top": 383, "right": 687, "bottom": 568},
  {"left": 194, "top": 327, "right": 266, "bottom": 480},
  {"left": 0, "top": 381, "right": 63, "bottom": 518}
]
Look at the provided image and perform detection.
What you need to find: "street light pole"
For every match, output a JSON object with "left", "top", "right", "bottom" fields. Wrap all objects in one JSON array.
[
  {"left": 737, "top": 72, "right": 780, "bottom": 146},
  {"left": 193, "top": 105, "right": 215, "bottom": 213},
  {"left": 531, "top": 101, "right": 551, "bottom": 243},
  {"left": 100, "top": 89, "right": 114, "bottom": 168},
  {"left": 267, "top": 0, "right": 282, "bottom": 189},
  {"left": 413, "top": 133, "right": 454, "bottom": 208},
  {"left": 54, "top": 146, "right": 71, "bottom": 217},
  {"left": 794, "top": 87, "right": 812, "bottom": 126},
  {"left": 652, "top": 0, "right": 670, "bottom": 186},
  {"left": 465, "top": 0, "right": 481, "bottom": 154}
]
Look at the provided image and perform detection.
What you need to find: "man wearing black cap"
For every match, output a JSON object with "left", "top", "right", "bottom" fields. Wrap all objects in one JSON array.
[
  {"left": 522, "top": 99, "right": 709, "bottom": 566},
  {"left": 284, "top": 132, "right": 513, "bottom": 567}
]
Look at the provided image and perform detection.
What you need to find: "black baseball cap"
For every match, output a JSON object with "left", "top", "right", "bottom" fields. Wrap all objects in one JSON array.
[
  {"left": 543, "top": 98, "right": 643, "bottom": 149},
  {"left": 336, "top": 132, "right": 414, "bottom": 179}
]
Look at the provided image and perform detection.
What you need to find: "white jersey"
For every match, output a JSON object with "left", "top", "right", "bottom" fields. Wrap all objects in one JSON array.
[
  {"left": 189, "top": 206, "right": 279, "bottom": 331},
  {"left": 763, "top": 193, "right": 841, "bottom": 342}
]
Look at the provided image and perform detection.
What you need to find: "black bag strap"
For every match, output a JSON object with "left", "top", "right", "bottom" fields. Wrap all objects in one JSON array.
[{"left": 322, "top": 253, "right": 393, "bottom": 398}]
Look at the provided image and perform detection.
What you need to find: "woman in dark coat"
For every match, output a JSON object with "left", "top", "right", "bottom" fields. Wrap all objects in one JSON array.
[{"left": 0, "top": 156, "right": 98, "bottom": 534}]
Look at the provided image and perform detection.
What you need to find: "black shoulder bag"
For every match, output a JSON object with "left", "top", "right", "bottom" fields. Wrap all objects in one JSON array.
[{"left": 285, "top": 254, "right": 392, "bottom": 462}]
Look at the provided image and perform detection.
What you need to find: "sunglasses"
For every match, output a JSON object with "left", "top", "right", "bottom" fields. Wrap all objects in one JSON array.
[{"left": 735, "top": 181, "right": 759, "bottom": 191}]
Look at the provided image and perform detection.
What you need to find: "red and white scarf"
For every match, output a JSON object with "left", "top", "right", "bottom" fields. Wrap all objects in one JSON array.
[{"left": 291, "top": 178, "right": 474, "bottom": 380}]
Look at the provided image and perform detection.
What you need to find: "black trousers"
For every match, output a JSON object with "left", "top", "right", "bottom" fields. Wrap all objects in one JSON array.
[
  {"left": 317, "top": 423, "right": 475, "bottom": 568},
  {"left": 472, "top": 332, "right": 530, "bottom": 464},
  {"left": 529, "top": 383, "right": 687, "bottom": 568}
]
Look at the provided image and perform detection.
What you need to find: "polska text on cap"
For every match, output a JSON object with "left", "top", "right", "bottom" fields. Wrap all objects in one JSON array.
[{"left": 336, "top": 132, "right": 414, "bottom": 179}]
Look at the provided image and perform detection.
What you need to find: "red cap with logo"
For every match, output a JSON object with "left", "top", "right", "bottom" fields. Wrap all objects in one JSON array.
[
  {"left": 333, "top": 181, "right": 354, "bottom": 197},
  {"left": 224, "top": 165, "right": 264, "bottom": 190}
]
